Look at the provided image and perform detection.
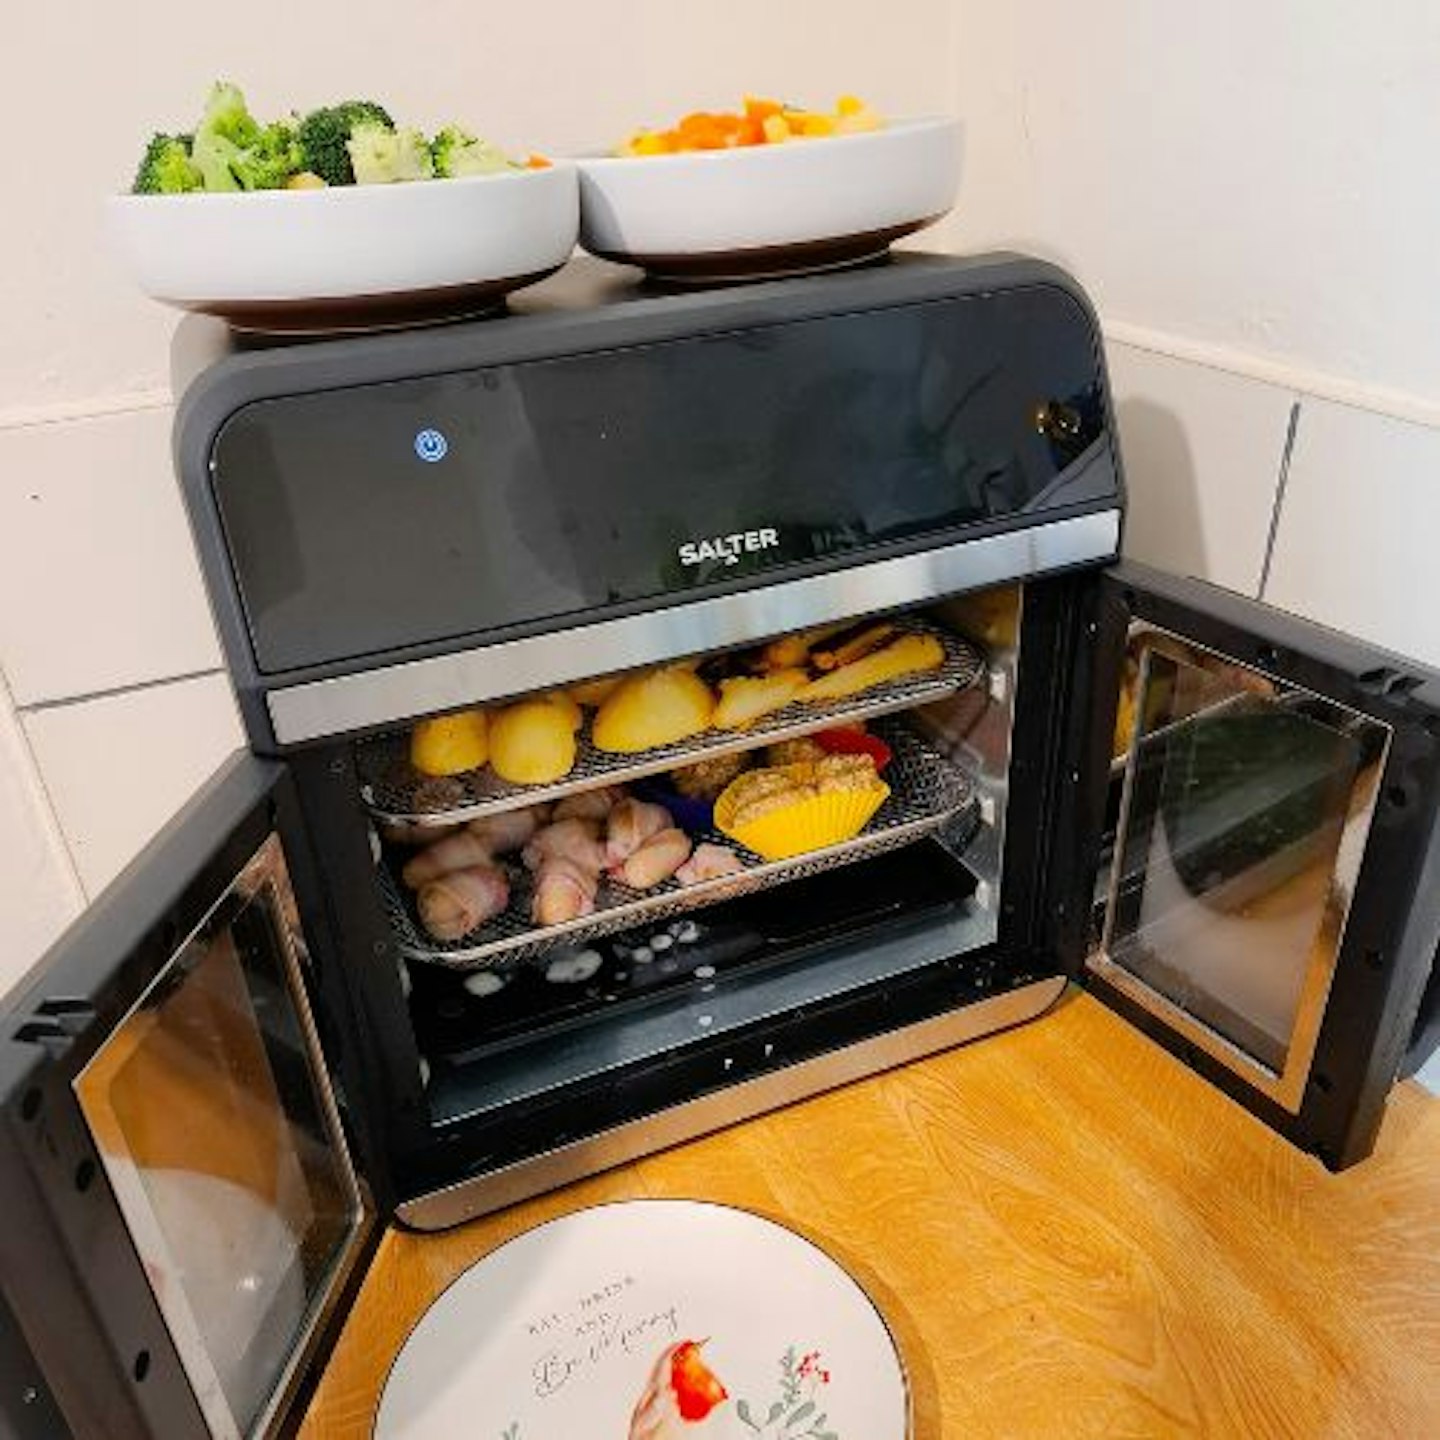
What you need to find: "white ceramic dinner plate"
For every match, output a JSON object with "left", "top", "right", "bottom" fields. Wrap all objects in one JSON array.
[
  {"left": 375, "top": 1200, "right": 908, "bottom": 1440},
  {"left": 107, "top": 163, "right": 579, "bottom": 334},
  {"left": 575, "top": 117, "right": 960, "bottom": 282}
]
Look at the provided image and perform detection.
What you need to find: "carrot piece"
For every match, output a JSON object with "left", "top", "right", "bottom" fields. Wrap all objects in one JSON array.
[
  {"left": 713, "top": 113, "right": 748, "bottom": 147},
  {"left": 676, "top": 112, "right": 729, "bottom": 150},
  {"left": 616, "top": 94, "right": 881, "bottom": 157}
]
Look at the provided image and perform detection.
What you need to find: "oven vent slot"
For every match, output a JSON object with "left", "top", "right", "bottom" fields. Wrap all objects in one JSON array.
[
  {"left": 356, "top": 619, "right": 985, "bottom": 828},
  {"left": 1357, "top": 666, "right": 1423, "bottom": 699},
  {"left": 381, "top": 719, "right": 978, "bottom": 972}
]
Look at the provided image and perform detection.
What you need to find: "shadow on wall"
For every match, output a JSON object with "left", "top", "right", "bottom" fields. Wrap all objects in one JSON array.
[
  {"left": 171, "top": 313, "right": 234, "bottom": 398},
  {"left": 1114, "top": 397, "right": 1208, "bottom": 583}
]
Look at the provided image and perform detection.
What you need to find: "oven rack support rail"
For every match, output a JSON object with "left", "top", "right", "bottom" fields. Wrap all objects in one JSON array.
[
  {"left": 381, "top": 721, "right": 977, "bottom": 971},
  {"left": 356, "top": 620, "right": 986, "bottom": 828}
]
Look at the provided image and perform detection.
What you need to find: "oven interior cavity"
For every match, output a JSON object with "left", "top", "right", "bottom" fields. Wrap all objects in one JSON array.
[{"left": 354, "top": 587, "right": 1021, "bottom": 1123}]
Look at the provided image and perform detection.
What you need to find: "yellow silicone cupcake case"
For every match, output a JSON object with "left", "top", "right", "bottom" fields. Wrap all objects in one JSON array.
[{"left": 715, "top": 766, "right": 891, "bottom": 861}]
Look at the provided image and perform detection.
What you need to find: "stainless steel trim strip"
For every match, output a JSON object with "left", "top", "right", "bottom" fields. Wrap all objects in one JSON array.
[
  {"left": 395, "top": 976, "right": 1067, "bottom": 1232},
  {"left": 269, "top": 511, "right": 1120, "bottom": 744}
]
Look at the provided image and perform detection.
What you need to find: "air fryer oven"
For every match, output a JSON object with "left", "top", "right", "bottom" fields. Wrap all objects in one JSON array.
[
  {"left": 170, "top": 252, "right": 1131, "bottom": 1228},
  {"left": 3, "top": 253, "right": 1439, "bottom": 1439}
]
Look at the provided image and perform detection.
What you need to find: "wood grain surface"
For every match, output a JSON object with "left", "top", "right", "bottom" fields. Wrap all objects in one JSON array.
[{"left": 298, "top": 993, "right": 1440, "bottom": 1439}]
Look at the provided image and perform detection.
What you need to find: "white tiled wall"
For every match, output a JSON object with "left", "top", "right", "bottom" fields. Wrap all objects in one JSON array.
[
  {"left": 1106, "top": 343, "right": 1294, "bottom": 598},
  {"left": 20, "top": 673, "right": 243, "bottom": 899},
  {"left": 0, "top": 406, "right": 221, "bottom": 705},
  {"left": 0, "top": 399, "right": 237, "bottom": 970},
  {"left": 0, "top": 678, "right": 82, "bottom": 995},
  {"left": 1265, "top": 401, "right": 1440, "bottom": 669},
  {"left": 948, "top": 1, "right": 1440, "bottom": 420}
]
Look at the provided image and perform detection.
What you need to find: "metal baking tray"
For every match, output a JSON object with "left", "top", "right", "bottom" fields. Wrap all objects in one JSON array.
[
  {"left": 382, "top": 721, "right": 977, "bottom": 971},
  {"left": 357, "top": 619, "right": 985, "bottom": 828}
]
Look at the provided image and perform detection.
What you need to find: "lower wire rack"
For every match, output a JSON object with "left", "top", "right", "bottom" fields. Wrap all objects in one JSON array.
[{"left": 382, "top": 721, "right": 977, "bottom": 972}]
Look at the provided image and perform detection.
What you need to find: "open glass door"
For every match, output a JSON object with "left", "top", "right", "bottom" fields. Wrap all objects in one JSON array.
[
  {"left": 1065, "top": 562, "right": 1440, "bottom": 1169},
  {"left": 0, "top": 755, "right": 373, "bottom": 1439}
]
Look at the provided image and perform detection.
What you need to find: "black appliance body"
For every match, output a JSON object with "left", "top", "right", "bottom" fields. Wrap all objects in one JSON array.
[{"left": 3, "top": 253, "right": 1439, "bottom": 1439}]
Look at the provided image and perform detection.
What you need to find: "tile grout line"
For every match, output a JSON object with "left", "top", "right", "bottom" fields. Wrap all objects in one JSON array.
[
  {"left": 20, "top": 667, "right": 225, "bottom": 715},
  {"left": 0, "top": 665, "right": 88, "bottom": 908},
  {"left": 0, "top": 388, "right": 173, "bottom": 435},
  {"left": 1256, "top": 400, "right": 1302, "bottom": 603}
]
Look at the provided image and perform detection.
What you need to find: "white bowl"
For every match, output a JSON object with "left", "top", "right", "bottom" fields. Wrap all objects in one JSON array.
[
  {"left": 574, "top": 116, "right": 960, "bottom": 281},
  {"left": 107, "top": 163, "right": 579, "bottom": 333}
]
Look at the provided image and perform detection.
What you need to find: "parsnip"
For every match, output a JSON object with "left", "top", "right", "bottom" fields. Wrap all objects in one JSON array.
[
  {"left": 797, "top": 633, "right": 944, "bottom": 703},
  {"left": 713, "top": 668, "right": 807, "bottom": 730},
  {"left": 756, "top": 622, "right": 850, "bottom": 673},
  {"left": 813, "top": 623, "right": 896, "bottom": 671}
]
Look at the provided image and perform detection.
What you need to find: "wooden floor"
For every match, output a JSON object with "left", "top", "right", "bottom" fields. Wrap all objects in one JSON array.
[{"left": 299, "top": 993, "right": 1440, "bottom": 1439}]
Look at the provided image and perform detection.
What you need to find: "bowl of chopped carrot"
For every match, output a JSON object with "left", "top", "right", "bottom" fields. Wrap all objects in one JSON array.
[{"left": 573, "top": 98, "right": 959, "bottom": 282}]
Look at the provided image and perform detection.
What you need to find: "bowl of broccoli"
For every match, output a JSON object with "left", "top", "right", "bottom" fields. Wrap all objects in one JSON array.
[{"left": 110, "top": 84, "right": 578, "bottom": 334}]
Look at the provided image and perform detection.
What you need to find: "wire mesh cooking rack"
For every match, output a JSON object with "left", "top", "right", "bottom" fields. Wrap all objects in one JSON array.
[
  {"left": 382, "top": 721, "right": 977, "bottom": 971},
  {"left": 357, "top": 619, "right": 986, "bottom": 828}
]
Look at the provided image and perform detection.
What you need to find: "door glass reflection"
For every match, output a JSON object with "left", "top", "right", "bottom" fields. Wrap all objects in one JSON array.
[
  {"left": 1100, "top": 630, "right": 1387, "bottom": 1098},
  {"left": 76, "top": 836, "right": 363, "bottom": 1439}
]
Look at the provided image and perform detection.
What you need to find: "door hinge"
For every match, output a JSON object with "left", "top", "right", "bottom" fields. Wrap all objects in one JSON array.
[{"left": 13, "top": 999, "right": 96, "bottom": 1054}]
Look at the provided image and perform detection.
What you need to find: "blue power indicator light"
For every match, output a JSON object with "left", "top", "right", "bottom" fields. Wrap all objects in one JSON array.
[{"left": 414, "top": 428, "right": 449, "bottom": 463}]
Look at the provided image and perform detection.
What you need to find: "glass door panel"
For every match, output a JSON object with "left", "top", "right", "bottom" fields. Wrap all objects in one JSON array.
[
  {"left": 1092, "top": 624, "right": 1389, "bottom": 1112},
  {"left": 74, "top": 833, "right": 367, "bottom": 1440}
]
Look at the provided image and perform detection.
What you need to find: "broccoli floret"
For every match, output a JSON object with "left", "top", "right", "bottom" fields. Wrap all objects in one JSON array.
[
  {"left": 131, "top": 133, "right": 202, "bottom": 194},
  {"left": 190, "top": 131, "right": 240, "bottom": 191},
  {"left": 187, "top": 85, "right": 303, "bottom": 192},
  {"left": 430, "top": 125, "right": 470, "bottom": 177},
  {"left": 193, "top": 122, "right": 257, "bottom": 192},
  {"left": 348, "top": 123, "right": 434, "bottom": 184},
  {"left": 190, "top": 81, "right": 264, "bottom": 192},
  {"left": 297, "top": 101, "right": 395, "bottom": 186},
  {"left": 199, "top": 81, "right": 261, "bottom": 149},
  {"left": 431, "top": 125, "right": 517, "bottom": 179},
  {"left": 231, "top": 119, "right": 304, "bottom": 190}
]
